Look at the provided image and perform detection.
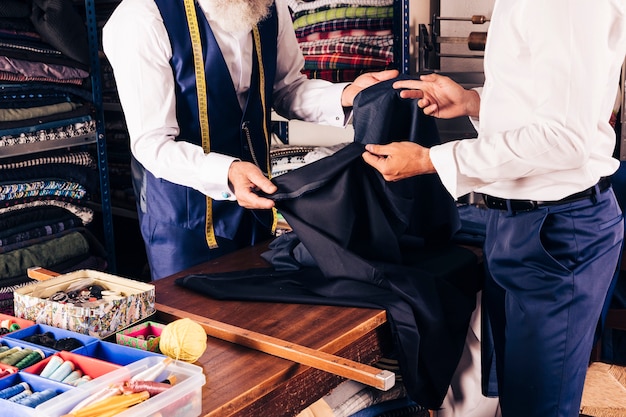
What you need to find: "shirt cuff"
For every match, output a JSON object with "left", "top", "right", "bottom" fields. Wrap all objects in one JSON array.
[
  {"left": 198, "top": 153, "right": 239, "bottom": 201},
  {"left": 323, "top": 82, "right": 351, "bottom": 127},
  {"left": 430, "top": 142, "right": 462, "bottom": 199}
]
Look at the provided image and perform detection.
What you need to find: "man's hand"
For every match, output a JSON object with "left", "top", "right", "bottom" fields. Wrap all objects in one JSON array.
[
  {"left": 393, "top": 73, "right": 480, "bottom": 119},
  {"left": 341, "top": 69, "right": 400, "bottom": 107},
  {"left": 362, "top": 142, "right": 435, "bottom": 181},
  {"left": 228, "top": 161, "right": 277, "bottom": 209}
]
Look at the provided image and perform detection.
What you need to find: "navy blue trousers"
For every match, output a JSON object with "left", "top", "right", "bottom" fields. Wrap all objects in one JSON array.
[{"left": 483, "top": 186, "right": 623, "bottom": 417}]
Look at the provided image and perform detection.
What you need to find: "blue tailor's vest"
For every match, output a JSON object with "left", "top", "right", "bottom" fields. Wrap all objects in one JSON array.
[{"left": 138, "top": 0, "right": 277, "bottom": 245}]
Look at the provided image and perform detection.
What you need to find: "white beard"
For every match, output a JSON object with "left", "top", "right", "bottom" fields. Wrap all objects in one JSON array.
[{"left": 204, "top": 0, "right": 274, "bottom": 33}]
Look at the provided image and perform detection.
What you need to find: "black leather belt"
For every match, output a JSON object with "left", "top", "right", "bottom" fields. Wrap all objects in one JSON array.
[{"left": 482, "top": 177, "right": 612, "bottom": 213}]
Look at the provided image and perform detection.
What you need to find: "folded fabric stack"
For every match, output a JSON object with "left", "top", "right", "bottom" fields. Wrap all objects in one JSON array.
[
  {"left": 288, "top": 0, "right": 395, "bottom": 82},
  {"left": 0, "top": 0, "right": 107, "bottom": 314}
]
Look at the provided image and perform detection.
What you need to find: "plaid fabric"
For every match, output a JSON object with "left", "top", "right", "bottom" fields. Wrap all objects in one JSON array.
[
  {"left": 302, "top": 68, "right": 371, "bottom": 82},
  {"left": 287, "top": 0, "right": 392, "bottom": 15},
  {"left": 292, "top": 6, "right": 394, "bottom": 30},
  {"left": 295, "top": 17, "right": 393, "bottom": 38},
  {"left": 304, "top": 52, "right": 392, "bottom": 69},
  {"left": 299, "top": 28, "right": 392, "bottom": 42},
  {"left": 299, "top": 33, "right": 394, "bottom": 58},
  {"left": 300, "top": 41, "right": 393, "bottom": 60}
]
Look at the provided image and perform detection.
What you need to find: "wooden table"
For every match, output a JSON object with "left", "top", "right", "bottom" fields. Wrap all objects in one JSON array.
[{"left": 152, "top": 242, "right": 392, "bottom": 417}]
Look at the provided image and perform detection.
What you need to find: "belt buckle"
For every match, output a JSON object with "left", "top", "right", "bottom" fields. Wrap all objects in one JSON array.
[{"left": 514, "top": 200, "right": 538, "bottom": 212}]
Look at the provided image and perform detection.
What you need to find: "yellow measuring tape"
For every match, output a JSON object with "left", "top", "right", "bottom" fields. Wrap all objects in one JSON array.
[
  {"left": 252, "top": 26, "right": 279, "bottom": 235},
  {"left": 183, "top": 0, "right": 217, "bottom": 248},
  {"left": 183, "top": 0, "right": 277, "bottom": 247}
]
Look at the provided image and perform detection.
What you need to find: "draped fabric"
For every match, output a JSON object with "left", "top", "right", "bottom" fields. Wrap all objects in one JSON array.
[
  {"left": 177, "top": 77, "right": 482, "bottom": 408},
  {"left": 288, "top": 0, "right": 395, "bottom": 81}
]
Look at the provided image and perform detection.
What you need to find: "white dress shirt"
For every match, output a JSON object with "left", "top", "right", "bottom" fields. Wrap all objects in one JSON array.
[
  {"left": 430, "top": 0, "right": 626, "bottom": 201},
  {"left": 102, "top": 0, "right": 349, "bottom": 201}
]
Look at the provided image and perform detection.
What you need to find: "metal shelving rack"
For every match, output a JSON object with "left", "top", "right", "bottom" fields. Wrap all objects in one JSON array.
[
  {"left": 0, "top": 0, "right": 117, "bottom": 272},
  {"left": 84, "top": 0, "right": 116, "bottom": 272},
  {"left": 393, "top": 0, "right": 411, "bottom": 75}
]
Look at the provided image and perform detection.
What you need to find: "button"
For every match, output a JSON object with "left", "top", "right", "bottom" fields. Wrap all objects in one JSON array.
[{"left": 221, "top": 191, "right": 231, "bottom": 198}]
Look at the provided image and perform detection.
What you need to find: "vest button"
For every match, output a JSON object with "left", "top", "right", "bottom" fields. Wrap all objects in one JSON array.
[{"left": 221, "top": 191, "right": 231, "bottom": 199}]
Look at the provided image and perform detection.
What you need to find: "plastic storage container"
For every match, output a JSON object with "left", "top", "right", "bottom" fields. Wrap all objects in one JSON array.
[{"left": 42, "top": 356, "right": 205, "bottom": 417}]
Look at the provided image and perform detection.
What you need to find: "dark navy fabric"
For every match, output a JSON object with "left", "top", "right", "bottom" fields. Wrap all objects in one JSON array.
[{"left": 177, "top": 78, "right": 482, "bottom": 408}]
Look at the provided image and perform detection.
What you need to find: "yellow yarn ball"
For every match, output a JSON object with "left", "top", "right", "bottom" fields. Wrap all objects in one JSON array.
[{"left": 159, "top": 318, "right": 207, "bottom": 362}]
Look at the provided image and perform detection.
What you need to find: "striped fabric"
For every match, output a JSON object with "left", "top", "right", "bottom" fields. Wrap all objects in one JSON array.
[
  {"left": 287, "top": 0, "right": 393, "bottom": 15},
  {"left": 292, "top": 6, "right": 393, "bottom": 30},
  {"left": 299, "top": 28, "right": 392, "bottom": 42},
  {"left": 295, "top": 17, "right": 392, "bottom": 38},
  {"left": 300, "top": 42, "right": 393, "bottom": 61},
  {"left": 0, "top": 151, "right": 95, "bottom": 170},
  {"left": 291, "top": 1, "right": 397, "bottom": 82}
]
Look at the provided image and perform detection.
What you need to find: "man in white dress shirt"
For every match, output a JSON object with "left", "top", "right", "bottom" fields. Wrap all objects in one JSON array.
[
  {"left": 363, "top": 1, "right": 626, "bottom": 416},
  {"left": 103, "top": 0, "right": 398, "bottom": 280}
]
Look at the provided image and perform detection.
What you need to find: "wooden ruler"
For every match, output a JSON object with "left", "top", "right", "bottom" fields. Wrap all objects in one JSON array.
[
  {"left": 24, "top": 268, "right": 394, "bottom": 390},
  {"left": 156, "top": 303, "right": 395, "bottom": 391}
]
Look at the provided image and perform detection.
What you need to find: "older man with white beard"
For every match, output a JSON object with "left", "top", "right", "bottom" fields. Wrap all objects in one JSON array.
[{"left": 103, "top": 0, "right": 399, "bottom": 280}]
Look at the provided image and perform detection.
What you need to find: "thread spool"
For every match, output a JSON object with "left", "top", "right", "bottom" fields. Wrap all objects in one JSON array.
[
  {"left": 14, "top": 349, "right": 44, "bottom": 369},
  {"left": 61, "top": 369, "right": 83, "bottom": 385},
  {"left": 159, "top": 318, "right": 207, "bottom": 362},
  {"left": 0, "top": 348, "right": 32, "bottom": 366},
  {"left": 0, "top": 382, "right": 30, "bottom": 399},
  {"left": 40, "top": 355, "right": 64, "bottom": 378},
  {"left": 72, "top": 375, "right": 91, "bottom": 386},
  {"left": 7, "top": 389, "right": 32, "bottom": 403},
  {"left": 0, "top": 368, "right": 17, "bottom": 379},
  {"left": 48, "top": 360, "right": 75, "bottom": 382},
  {"left": 0, "top": 347, "right": 21, "bottom": 361},
  {"left": 16, "top": 388, "right": 57, "bottom": 407},
  {"left": 9, "top": 323, "right": 20, "bottom": 332}
]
